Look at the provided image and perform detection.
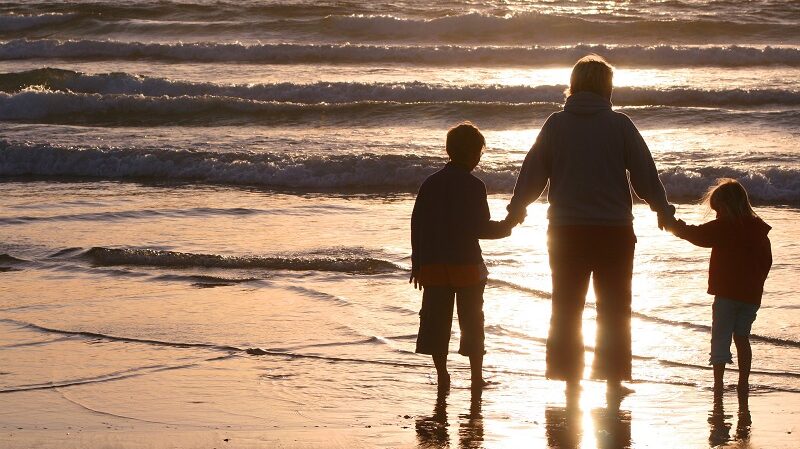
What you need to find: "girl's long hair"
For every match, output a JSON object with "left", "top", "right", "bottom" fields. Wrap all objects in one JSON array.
[{"left": 702, "top": 178, "right": 758, "bottom": 220}]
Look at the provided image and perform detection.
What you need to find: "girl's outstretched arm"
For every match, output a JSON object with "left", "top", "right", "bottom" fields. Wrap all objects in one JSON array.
[{"left": 670, "top": 219, "right": 724, "bottom": 248}]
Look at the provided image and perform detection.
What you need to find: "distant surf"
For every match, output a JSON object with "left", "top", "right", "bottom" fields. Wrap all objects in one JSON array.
[
  {"left": 2, "top": 70, "right": 798, "bottom": 108},
  {"left": 2, "top": 141, "right": 797, "bottom": 204},
  {"left": 3, "top": 40, "right": 799, "bottom": 67}
]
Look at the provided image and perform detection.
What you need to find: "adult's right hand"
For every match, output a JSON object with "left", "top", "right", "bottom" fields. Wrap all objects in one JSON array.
[{"left": 409, "top": 269, "right": 423, "bottom": 290}]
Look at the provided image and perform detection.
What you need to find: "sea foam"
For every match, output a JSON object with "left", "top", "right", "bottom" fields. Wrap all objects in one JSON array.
[
  {"left": 1, "top": 141, "right": 797, "bottom": 204},
  {"left": 2, "top": 39, "right": 799, "bottom": 66}
]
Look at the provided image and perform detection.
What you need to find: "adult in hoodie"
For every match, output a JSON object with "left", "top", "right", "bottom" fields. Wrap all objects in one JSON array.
[{"left": 504, "top": 55, "right": 676, "bottom": 396}]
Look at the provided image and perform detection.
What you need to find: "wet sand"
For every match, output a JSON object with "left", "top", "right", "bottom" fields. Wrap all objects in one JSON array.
[{"left": 2, "top": 359, "right": 797, "bottom": 449}]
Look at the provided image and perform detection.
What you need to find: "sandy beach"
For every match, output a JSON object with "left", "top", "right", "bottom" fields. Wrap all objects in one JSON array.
[{"left": 2, "top": 357, "right": 798, "bottom": 449}]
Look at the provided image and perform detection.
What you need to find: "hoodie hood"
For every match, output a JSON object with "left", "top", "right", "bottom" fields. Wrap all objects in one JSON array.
[
  {"left": 726, "top": 215, "right": 772, "bottom": 236},
  {"left": 564, "top": 91, "right": 612, "bottom": 115},
  {"left": 752, "top": 216, "right": 772, "bottom": 236}
]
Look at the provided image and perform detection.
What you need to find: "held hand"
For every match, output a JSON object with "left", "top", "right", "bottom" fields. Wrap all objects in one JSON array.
[
  {"left": 657, "top": 205, "right": 677, "bottom": 231},
  {"left": 499, "top": 218, "right": 515, "bottom": 237},
  {"left": 409, "top": 270, "right": 423, "bottom": 290},
  {"left": 505, "top": 207, "right": 527, "bottom": 226}
]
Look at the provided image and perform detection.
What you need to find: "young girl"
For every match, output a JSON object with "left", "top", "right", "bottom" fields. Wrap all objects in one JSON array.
[{"left": 669, "top": 179, "right": 772, "bottom": 394}]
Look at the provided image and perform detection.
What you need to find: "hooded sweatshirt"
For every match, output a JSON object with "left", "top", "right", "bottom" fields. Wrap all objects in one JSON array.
[
  {"left": 508, "top": 91, "right": 672, "bottom": 225},
  {"left": 672, "top": 216, "right": 772, "bottom": 305}
]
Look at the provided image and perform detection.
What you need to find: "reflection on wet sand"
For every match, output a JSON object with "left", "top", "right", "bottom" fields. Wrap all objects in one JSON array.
[
  {"left": 459, "top": 388, "right": 484, "bottom": 449},
  {"left": 708, "top": 390, "right": 752, "bottom": 448},
  {"left": 545, "top": 389, "right": 632, "bottom": 449},
  {"left": 416, "top": 388, "right": 484, "bottom": 449}
]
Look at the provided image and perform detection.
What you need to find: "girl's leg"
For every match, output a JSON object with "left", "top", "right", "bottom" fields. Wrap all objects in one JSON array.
[
  {"left": 710, "top": 297, "right": 736, "bottom": 390},
  {"left": 712, "top": 364, "right": 725, "bottom": 394},
  {"left": 733, "top": 335, "right": 752, "bottom": 390},
  {"left": 732, "top": 302, "right": 758, "bottom": 394}
]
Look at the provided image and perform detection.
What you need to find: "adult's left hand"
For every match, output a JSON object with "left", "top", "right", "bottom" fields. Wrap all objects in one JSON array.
[{"left": 657, "top": 205, "right": 677, "bottom": 230}]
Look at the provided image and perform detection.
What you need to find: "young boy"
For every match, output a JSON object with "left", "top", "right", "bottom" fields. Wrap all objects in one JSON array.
[{"left": 410, "top": 122, "right": 514, "bottom": 390}]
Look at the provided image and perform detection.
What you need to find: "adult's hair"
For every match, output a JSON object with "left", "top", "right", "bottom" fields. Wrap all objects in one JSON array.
[
  {"left": 703, "top": 178, "right": 758, "bottom": 219},
  {"left": 446, "top": 122, "right": 485, "bottom": 165},
  {"left": 567, "top": 54, "right": 614, "bottom": 99}
]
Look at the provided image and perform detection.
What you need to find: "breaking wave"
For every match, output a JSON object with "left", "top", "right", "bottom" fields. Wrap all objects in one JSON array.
[
  {"left": 75, "top": 246, "right": 401, "bottom": 274},
  {"left": 321, "top": 12, "right": 798, "bottom": 44},
  {"left": 1, "top": 141, "right": 798, "bottom": 204},
  {"left": 3, "top": 40, "right": 799, "bottom": 67},
  {"left": 0, "top": 13, "right": 76, "bottom": 32},
  {"left": 0, "top": 254, "right": 27, "bottom": 264},
  {"left": 2, "top": 70, "right": 799, "bottom": 107}
]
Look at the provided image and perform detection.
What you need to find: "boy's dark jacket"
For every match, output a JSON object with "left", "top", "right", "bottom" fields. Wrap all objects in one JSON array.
[
  {"left": 672, "top": 216, "right": 772, "bottom": 305},
  {"left": 411, "top": 162, "right": 508, "bottom": 275}
]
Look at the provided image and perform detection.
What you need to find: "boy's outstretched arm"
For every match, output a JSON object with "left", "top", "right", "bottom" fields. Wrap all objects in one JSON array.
[{"left": 472, "top": 182, "right": 514, "bottom": 239}]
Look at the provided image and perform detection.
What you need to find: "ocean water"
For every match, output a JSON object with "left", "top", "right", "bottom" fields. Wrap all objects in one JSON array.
[{"left": 1, "top": 0, "right": 799, "bottom": 446}]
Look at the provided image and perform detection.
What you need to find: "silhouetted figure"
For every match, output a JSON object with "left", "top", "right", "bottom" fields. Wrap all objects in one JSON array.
[
  {"left": 416, "top": 388, "right": 450, "bottom": 448},
  {"left": 667, "top": 179, "right": 772, "bottom": 394},
  {"left": 410, "top": 122, "right": 514, "bottom": 389},
  {"left": 505, "top": 55, "right": 675, "bottom": 396}
]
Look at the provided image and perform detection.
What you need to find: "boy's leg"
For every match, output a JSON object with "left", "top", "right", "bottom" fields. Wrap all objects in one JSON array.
[
  {"left": 433, "top": 353, "right": 450, "bottom": 388},
  {"left": 469, "top": 353, "right": 484, "bottom": 388},
  {"left": 455, "top": 283, "right": 486, "bottom": 387},
  {"left": 415, "top": 286, "right": 456, "bottom": 387},
  {"left": 710, "top": 297, "right": 737, "bottom": 391}
]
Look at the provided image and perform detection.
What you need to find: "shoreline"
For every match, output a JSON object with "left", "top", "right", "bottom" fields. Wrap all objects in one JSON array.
[{"left": 2, "top": 366, "right": 798, "bottom": 449}]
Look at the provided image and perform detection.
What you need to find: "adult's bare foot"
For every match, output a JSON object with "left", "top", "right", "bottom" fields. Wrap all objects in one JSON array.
[{"left": 607, "top": 380, "right": 634, "bottom": 398}]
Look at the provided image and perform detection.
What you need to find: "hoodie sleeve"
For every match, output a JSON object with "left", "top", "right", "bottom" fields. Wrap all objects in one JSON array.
[
  {"left": 410, "top": 185, "right": 425, "bottom": 271},
  {"left": 462, "top": 179, "right": 510, "bottom": 240},
  {"left": 671, "top": 219, "right": 724, "bottom": 248},
  {"left": 507, "top": 115, "right": 553, "bottom": 216},
  {"left": 621, "top": 115, "right": 673, "bottom": 218}
]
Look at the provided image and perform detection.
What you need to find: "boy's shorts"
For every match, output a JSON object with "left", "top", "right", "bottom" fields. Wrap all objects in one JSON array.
[
  {"left": 710, "top": 296, "right": 760, "bottom": 365},
  {"left": 415, "top": 283, "right": 485, "bottom": 357}
]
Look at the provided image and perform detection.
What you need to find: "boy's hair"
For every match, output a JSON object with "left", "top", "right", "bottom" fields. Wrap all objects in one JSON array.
[
  {"left": 446, "top": 122, "right": 485, "bottom": 165},
  {"left": 567, "top": 54, "right": 614, "bottom": 99},
  {"left": 703, "top": 178, "right": 758, "bottom": 219}
]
